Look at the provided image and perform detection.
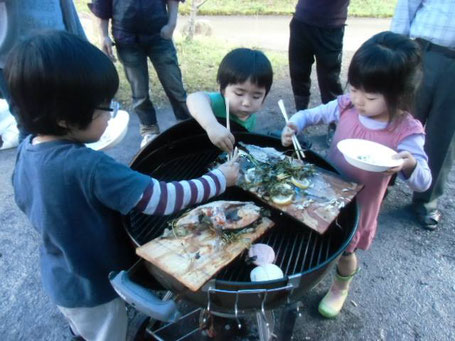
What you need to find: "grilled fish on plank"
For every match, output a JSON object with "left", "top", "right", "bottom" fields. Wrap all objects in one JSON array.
[{"left": 175, "top": 200, "right": 261, "bottom": 231}]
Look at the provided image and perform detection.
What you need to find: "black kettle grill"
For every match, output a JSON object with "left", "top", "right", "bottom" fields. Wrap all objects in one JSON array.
[{"left": 111, "top": 120, "right": 359, "bottom": 339}]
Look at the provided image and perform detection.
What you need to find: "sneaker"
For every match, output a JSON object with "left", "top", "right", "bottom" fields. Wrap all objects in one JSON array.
[
  {"left": 140, "top": 124, "right": 160, "bottom": 148},
  {"left": 140, "top": 133, "right": 157, "bottom": 148}
]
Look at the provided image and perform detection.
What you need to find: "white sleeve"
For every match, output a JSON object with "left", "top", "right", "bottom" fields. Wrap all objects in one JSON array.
[
  {"left": 289, "top": 99, "right": 340, "bottom": 134},
  {"left": 397, "top": 133, "right": 432, "bottom": 192}
]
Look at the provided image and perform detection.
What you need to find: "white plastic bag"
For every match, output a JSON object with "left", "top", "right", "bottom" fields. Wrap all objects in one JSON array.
[{"left": 0, "top": 99, "right": 19, "bottom": 150}]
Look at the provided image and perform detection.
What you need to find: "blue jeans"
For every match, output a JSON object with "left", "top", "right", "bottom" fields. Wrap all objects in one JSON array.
[
  {"left": 116, "top": 38, "right": 189, "bottom": 126},
  {"left": 0, "top": 68, "right": 29, "bottom": 141}
]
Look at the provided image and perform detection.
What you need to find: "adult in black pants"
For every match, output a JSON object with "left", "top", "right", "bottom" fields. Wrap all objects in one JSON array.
[{"left": 288, "top": 0, "right": 349, "bottom": 144}]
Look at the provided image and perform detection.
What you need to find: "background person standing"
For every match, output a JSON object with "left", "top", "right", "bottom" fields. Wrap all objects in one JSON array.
[
  {"left": 391, "top": 0, "right": 455, "bottom": 230},
  {"left": 90, "top": 0, "right": 190, "bottom": 148},
  {"left": 0, "top": 0, "right": 86, "bottom": 142},
  {"left": 288, "top": 0, "right": 350, "bottom": 145}
]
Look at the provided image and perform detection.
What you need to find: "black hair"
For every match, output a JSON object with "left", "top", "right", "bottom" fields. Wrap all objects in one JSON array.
[
  {"left": 348, "top": 31, "right": 422, "bottom": 121},
  {"left": 217, "top": 48, "right": 273, "bottom": 97},
  {"left": 4, "top": 30, "right": 119, "bottom": 136}
]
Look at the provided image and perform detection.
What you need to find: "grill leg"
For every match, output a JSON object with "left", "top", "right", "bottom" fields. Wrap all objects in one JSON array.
[
  {"left": 277, "top": 304, "right": 298, "bottom": 340},
  {"left": 256, "top": 310, "right": 275, "bottom": 341}
]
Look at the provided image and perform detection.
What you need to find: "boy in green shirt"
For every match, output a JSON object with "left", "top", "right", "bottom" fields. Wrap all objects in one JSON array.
[{"left": 187, "top": 48, "right": 273, "bottom": 152}]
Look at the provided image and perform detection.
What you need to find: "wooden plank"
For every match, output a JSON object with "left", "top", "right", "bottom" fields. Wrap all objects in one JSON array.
[
  {"left": 245, "top": 162, "right": 363, "bottom": 234},
  {"left": 136, "top": 217, "right": 274, "bottom": 292}
]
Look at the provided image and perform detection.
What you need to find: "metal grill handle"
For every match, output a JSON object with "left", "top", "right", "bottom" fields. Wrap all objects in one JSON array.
[{"left": 204, "top": 283, "right": 295, "bottom": 311}]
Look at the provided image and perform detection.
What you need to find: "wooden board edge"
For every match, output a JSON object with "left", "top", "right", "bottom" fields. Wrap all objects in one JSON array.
[{"left": 136, "top": 217, "right": 275, "bottom": 292}]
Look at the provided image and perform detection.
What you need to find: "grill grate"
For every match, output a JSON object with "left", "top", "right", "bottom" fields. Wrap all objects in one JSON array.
[{"left": 125, "top": 148, "right": 353, "bottom": 283}]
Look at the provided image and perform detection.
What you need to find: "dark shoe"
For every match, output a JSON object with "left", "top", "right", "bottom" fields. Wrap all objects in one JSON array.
[
  {"left": 414, "top": 206, "right": 441, "bottom": 231},
  {"left": 420, "top": 209, "right": 441, "bottom": 231},
  {"left": 326, "top": 122, "right": 336, "bottom": 147},
  {"left": 294, "top": 95, "right": 310, "bottom": 112}
]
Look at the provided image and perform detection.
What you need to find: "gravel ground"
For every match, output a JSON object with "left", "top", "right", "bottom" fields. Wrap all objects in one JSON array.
[{"left": 1, "top": 16, "right": 454, "bottom": 341}]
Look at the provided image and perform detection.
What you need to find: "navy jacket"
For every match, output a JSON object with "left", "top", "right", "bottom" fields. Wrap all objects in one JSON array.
[
  {"left": 90, "top": 0, "right": 183, "bottom": 44},
  {"left": 294, "top": 0, "right": 349, "bottom": 28}
]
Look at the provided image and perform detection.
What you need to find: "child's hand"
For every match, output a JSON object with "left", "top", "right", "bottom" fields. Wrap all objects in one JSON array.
[
  {"left": 217, "top": 153, "right": 240, "bottom": 187},
  {"left": 384, "top": 151, "right": 417, "bottom": 178},
  {"left": 207, "top": 123, "right": 235, "bottom": 152},
  {"left": 281, "top": 122, "right": 298, "bottom": 147}
]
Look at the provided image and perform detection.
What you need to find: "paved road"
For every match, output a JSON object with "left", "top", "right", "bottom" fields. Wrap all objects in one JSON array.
[
  {"left": 177, "top": 15, "right": 391, "bottom": 53},
  {"left": 82, "top": 15, "right": 391, "bottom": 53},
  {"left": 1, "top": 15, "right": 454, "bottom": 341}
]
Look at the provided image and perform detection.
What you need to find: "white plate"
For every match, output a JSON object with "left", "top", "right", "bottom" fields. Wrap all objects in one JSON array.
[
  {"left": 86, "top": 110, "right": 129, "bottom": 151},
  {"left": 337, "top": 138, "right": 403, "bottom": 172}
]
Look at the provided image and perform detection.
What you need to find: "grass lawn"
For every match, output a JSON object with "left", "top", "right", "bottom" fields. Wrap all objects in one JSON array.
[
  {"left": 180, "top": 0, "right": 398, "bottom": 17},
  {"left": 75, "top": 0, "right": 398, "bottom": 18},
  {"left": 111, "top": 37, "right": 288, "bottom": 107},
  {"left": 73, "top": 0, "right": 396, "bottom": 106}
]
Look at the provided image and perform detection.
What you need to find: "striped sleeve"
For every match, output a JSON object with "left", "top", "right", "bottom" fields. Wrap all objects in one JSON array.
[{"left": 136, "top": 169, "right": 226, "bottom": 215}]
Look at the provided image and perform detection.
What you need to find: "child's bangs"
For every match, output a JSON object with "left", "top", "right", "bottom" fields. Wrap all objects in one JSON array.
[
  {"left": 223, "top": 60, "right": 271, "bottom": 88},
  {"left": 348, "top": 54, "right": 393, "bottom": 95},
  {"left": 217, "top": 48, "right": 273, "bottom": 94}
]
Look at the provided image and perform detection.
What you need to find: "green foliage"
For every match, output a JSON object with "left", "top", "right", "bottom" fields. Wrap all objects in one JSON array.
[
  {"left": 179, "top": 0, "right": 397, "bottom": 17},
  {"left": 180, "top": 0, "right": 296, "bottom": 15},
  {"left": 75, "top": 0, "right": 398, "bottom": 17},
  {"left": 349, "top": 0, "right": 398, "bottom": 18},
  {"left": 74, "top": 0, "right": 90, "bottom": 14}
]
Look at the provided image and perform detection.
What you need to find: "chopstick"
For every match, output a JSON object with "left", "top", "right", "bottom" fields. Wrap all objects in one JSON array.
[
  {"left": 225, "top": 97, "right": 230, "bottom": 133},
  {"left": 278, "top": 99, "right": 300, "bottom": 160},
  {"left": 230, "top": 146, "right": 239, "bottom": 163},
  {"left": 278, "top": 99, "right": 305, "bottom": 159},
  {"left": 225, "top": 97, "right": 232, "bottom": 161}
]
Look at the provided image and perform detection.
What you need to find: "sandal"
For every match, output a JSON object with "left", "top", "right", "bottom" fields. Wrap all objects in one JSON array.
[{"left": 420, "top": 209, "right": 441, "bottom": 231}]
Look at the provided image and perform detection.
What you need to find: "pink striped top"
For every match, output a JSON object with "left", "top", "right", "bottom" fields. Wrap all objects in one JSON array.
[{"left": 135, "top": 169, "right": 226, "bottom": 215}]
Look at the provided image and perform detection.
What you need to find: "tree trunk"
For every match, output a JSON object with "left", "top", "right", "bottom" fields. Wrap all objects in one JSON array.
[
  {"left": 186, "top": 0, "right": 209, "bottom": 41},
  {"left": 186, "top": 0, "right": 198, "bottom": 41}
]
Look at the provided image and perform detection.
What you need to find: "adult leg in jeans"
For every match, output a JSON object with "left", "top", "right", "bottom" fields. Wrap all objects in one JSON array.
[
  {"left": 289, "top": 18, "right": 315, "bottom": 111},
  {"left": 412, "top": 49, "right": 455, "bottom": 229},
  {"left": 116, "top": 43, "right": 158, "bottom": 130},
  {"left": 147, "top": 38, "right": 189, "bottom": 121},
  {"left": 0, "top": 68, "right": 29, "bottom": 141}
]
